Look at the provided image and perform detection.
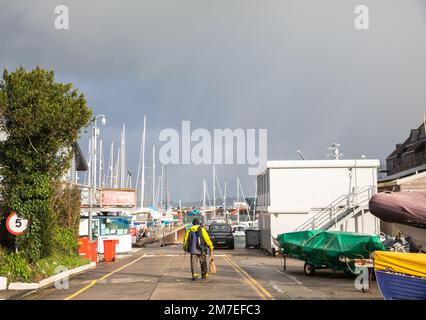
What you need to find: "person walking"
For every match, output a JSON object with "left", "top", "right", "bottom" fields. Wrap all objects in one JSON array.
[{"left": 183, "top": 218, "right": 214, "bottom": 280}]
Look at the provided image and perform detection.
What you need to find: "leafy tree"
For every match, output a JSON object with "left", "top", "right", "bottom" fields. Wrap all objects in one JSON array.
[{"left": 0, "top": 66, "right": 92, "bottom": 261}]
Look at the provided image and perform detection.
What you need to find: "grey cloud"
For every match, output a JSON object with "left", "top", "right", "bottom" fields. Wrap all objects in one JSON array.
[{"left": 0, "top": 0, "right": 425, "bottom": 201}]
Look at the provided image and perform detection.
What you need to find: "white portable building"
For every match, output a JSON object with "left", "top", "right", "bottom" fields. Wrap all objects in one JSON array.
[{"left": 256, "top": 160, "right": 380, "bottom": 254}]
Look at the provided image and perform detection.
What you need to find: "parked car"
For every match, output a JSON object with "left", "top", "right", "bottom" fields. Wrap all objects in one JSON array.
[
  {"left": 231, "top": 224, "right": 248, "bottom": 237},
  {"left": 208, "top": 218, "right": 227, "bottom": 225},
  {"left": 208, "top": 223, "right": 234, "bottom": 249}
]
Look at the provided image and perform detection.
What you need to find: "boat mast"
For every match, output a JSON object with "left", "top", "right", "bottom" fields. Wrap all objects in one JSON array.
[
  {"left": 224, "top": 180, "right": 227, "bottom": 211},
  {"left": 99, "top": 138, "right": 103, "bottom": 188},
  {"left": 202, "top": 178, "right": 206, "bottom": 210},
  {"left": 84, "top": 138, "right": 92, "bottom": 186},
  {"left": 114, "top": 147, "right": 120, "bottom": 189},
  {"left": 152, "top": 144, "right": 156, "bottom": 206},
  {"left": 141, "top": 116, "right": 146, "bottom": 207},
  {"left": 160, "top": 165, "right": 164, "bottom": 209},
  {"left": 237, "top": 177, "right": 240, "bottom": 203},
  {"left": 213, "top": 165, "right": 216, "bottom": 217},
  {"left": 165, "top": 165, "right": 170, "bottom": 210},
  {"left": 120, "top": 124, "right": 126, "bottom": 188},
  {"left": 107, "top": 142, "right": 114, "bottom": 188}
]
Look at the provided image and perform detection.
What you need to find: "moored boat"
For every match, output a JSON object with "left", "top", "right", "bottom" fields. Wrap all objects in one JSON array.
[
  {"left": 275, "top": 230, "right": 385, "bottom": 275},
  {"left": 374, "top": 251, "right": 426, "bottom": 300},
  {"left": 369, "top": 192, "right": 426, "bottom": 251}
]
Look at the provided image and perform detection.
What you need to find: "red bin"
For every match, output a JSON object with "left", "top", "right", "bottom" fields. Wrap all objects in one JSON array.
[
  {"left": 89, "top": 241, "right": 98, "bottom": 263},
  {"left": 103, "top": 240, "right": 118, "bottom": 262},
  {"left": 78, "top": 237, "right": 90, "bottom": 260}
]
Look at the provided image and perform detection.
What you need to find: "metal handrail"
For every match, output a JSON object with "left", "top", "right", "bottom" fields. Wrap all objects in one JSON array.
[{"left": 295, "top": 186, "right": 374, "bottom": 231}]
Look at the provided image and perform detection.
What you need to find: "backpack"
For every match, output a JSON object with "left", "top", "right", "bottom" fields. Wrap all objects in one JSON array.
[
  {"left": 196, "top": 227, "right": 207, "bottom": 252},
  {"left": 186, "top": 227, "right": 207, "bottom": 253}
]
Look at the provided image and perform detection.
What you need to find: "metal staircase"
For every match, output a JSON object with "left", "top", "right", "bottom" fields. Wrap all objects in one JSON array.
[{"left": 294, "top": 186, "right": 375, "bottom": 232}]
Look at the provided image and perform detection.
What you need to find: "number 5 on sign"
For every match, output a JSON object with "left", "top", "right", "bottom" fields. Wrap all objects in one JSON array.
[{"left": 6, "top": 211, "right": 28, "bottom": 235}]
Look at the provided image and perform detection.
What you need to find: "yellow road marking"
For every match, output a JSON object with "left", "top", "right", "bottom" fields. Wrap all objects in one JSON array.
[
  {"left": 223, "top": 255, "right": 274, "bottom": 300},
  {"left": 223, "top": 255, "right": 267, "bottom": 300},
  {"left": 64, "top": 254, "right": 146, "bottom": 300}
]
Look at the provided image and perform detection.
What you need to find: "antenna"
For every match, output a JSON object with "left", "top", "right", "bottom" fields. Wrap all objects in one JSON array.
[{"left": 327, "top": 143, "right": 343, "bottom": 160}]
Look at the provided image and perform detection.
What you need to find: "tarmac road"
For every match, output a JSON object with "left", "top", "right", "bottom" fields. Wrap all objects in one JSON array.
[{"left": 12, "top": 236, "right": 383, "bottom": 300}]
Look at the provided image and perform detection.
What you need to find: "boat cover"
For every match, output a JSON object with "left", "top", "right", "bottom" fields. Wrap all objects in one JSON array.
[
  {"left": 369, "top": 192, "right": 426, "bottom": 228},
  {"left": 374, "top": 251, "right": 426, "bottom": 278},
  {"left": 277, "top": 230, "right": 385, "bottom": 271}
]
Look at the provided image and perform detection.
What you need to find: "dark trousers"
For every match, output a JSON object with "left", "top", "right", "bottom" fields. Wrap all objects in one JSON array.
[{"left": 191, "top": 253, "right": 208, "bottom": 277}]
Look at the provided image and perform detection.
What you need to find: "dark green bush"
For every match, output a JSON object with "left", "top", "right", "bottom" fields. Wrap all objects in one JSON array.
[{"left": 0, "top": 66, "right": 92, "bottom": 262}]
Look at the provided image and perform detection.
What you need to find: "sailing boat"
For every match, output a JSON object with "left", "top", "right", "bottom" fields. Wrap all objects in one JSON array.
[
  {"left": 133, "top": 116, "right": 160, "bottom": 223},
  {"left": 158, "top": 164, "right": 174, "bottom": 225}
]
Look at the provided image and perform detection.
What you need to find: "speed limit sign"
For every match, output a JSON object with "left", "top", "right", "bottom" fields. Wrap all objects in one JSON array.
[{"left": 6, "top": 211, "right": 28, "bottom": 236}]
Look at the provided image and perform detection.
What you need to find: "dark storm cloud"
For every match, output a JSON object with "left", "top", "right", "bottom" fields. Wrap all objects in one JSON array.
[{"left": 1, "top": 0, "right": 425, "bottom": 201}]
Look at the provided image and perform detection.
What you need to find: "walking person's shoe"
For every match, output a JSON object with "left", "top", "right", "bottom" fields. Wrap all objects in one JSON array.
[
  {"left": 192, "top": 273, "right": 199, "bottom": 281},
  {"left": 201, "top": 273, "right": 209, "bottom": 279}
]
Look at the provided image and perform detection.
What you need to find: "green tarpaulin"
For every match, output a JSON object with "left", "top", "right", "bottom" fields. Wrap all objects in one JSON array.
[{"left": 277, "top": 230, "right": 385, "bottom": 271}]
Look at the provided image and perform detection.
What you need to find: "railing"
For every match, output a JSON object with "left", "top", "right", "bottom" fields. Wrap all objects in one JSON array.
[{"left": 295, "top": 186, "right": 375, "bottom": 231}]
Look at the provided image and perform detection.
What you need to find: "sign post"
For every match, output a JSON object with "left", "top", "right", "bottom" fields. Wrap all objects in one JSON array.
[
  {"left": 6, "top": 211, "right": 29, "bottom": 253},
  {"left": 6, "top": 211, "right": 28, "bottom": 236}
]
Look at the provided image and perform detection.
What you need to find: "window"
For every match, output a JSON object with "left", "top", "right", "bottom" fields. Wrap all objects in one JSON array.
[
  {"left": 209, "top": 224, "right": 232, "bottom": 233},
  {"left": 99, "top": 217, "right": 130, "bottom": 236}
]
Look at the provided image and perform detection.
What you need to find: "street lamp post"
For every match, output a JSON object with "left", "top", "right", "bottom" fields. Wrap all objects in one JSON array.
[{"left": 89, "top": 114, "right": 106, "bottom": 240}]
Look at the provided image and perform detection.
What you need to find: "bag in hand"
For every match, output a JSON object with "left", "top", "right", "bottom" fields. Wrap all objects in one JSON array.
[{"left": 209, "top": 255, "right": 217, "bottom": 274}]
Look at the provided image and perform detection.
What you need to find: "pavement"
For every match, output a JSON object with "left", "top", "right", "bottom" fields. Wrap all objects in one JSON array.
[{"left": 2, "top": 236, "right": 383, "bottom": 300}]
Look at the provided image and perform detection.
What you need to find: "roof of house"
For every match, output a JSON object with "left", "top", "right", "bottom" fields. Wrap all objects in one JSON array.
[
  {"left": 378, "top": 163, "right": 426, "bottom": 182},
  {"left": 386, "top": 123, "right": 426, "bottom": 160}
]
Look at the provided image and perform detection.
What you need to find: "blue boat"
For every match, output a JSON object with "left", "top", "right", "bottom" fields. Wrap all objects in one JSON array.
[{"left": 376, "top": 270, "right": 426, "bottom": 300}]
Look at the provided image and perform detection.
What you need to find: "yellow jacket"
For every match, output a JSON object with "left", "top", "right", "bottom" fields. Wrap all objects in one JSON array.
[{"left": 183, "top": 225, "right": 214, "bottom": 252}]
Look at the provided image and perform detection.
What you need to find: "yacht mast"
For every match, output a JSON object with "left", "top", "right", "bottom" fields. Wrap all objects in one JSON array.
[
  {"left": 114, "top": 147, "right": 120, "bottom": 189},
  {"left": 108, "top": 142, "right": 114, "bottom": 188},
  {"left": 213, "top": 165, "right": 216, "bottom": 217},
  {"left": 160, "top": 165, "right": 164, "bottom": 209},
  {"left": 237, "top": 177, "right": 240, "bottom": 202},
  {"left": 135, "top": 116, "right": 147, "bottom": 208},
  {"left": 99, "top": 138, "right": 103, "bottom": 188},
  {"left": 84, "top": 138, "right": 92, "bottom": 186},
  {"left": 202, "top": 178, "right": 206, "bottom": 209},
  {"left": 120, "top": 124, "right": 126, "bottom": 188},
  {"left": 223, "top": 180, "right": 227, "bottom": 211},
  {"left": 152, "top": 145, "right": 156, "bottom": 206}
]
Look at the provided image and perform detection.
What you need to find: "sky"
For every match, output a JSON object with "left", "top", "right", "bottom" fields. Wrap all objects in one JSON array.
[{"left": 1, "top": 0, "right": 425, "bottom": 202}]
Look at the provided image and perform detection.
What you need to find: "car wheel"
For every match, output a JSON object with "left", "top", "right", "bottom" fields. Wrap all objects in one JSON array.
[{"left": 303, "top": 262, "right": 316, "bottom": 276}]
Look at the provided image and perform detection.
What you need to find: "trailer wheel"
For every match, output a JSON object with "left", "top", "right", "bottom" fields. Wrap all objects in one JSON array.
[{"left": 304, "top": 263, "right": 316, "bottom": 276}]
